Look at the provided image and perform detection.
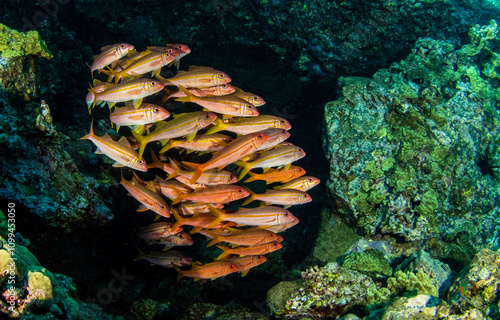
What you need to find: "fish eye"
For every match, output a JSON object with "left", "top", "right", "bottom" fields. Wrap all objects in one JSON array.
[
  {"left": 284, "top": 212, "right": 289, "bottom": 216},
  {"left": 308, "top": 178, "right": 313, "bottom": 182},
  {"left": 257, "top": 134, "right": 263, "bottom": 139},
  {"left": 161, "top": 205, "right": 166, "bottom": 210},
  {"left": 280, "top": 120, "right": 285, "bottom": 124},
  {"left": 150, "top": 81, "right": 156, "bottom": 86},
  {"left": 218, "top": 73, "right": 225, "bottom": 78},
  {"left": 154, "top": 108, "right": 160, "bottom": 113},
  {"left": 138, "top": 159, "right": 144, "bottom": 164},
  {"left": 204, "top": 114, "right": 210, "bottom": 119},
  {"left": 222, "top": 84, "right": 228, "bottom": 88},
  {"left": 120, "top": 44, "right": 126, "bottom": 48},
  {"left": 237, "top": 189, "right": 242, "bottom": 193},
  {"left": 179, "top": 234, "right": 184, "bottom": 238},
  {"left": 299, "top": 148, "right": 304, "bottom": 153},
  {"left": 168, "top": 49, "right": 174, "bottom": 53}
]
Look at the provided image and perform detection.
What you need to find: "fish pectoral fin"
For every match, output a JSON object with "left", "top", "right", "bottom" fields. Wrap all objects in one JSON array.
[
  {"left": 240, "top": 270, "right": 249, "bottom": 277},
  {"left": 112, "top": 162, "right": 126, "bottom": 168},
  {"left": 162, "top": 245, "right": 173, "bottom": 251},
  {"left": 136, "top": 204, "right": 149, "bottom": 212},
  {"left": 185, "top": 132, "right": 197, "bottom": 142},
  {"left": 133, "top": 98, "right": 143, "bottom": 109}
]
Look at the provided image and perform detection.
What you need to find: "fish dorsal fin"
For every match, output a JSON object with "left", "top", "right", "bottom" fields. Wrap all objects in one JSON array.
[
  {"left": 101, "top": 133, "right": 115, "bottom": 143},
  {"left": 145, "top": 181, "right": 157, "bottom": 192},
  {"left": 117, "top": 136, "right": 132, "bottom": 148},
  {"left": 188, "top": 65, "right": 214, "bottom": 72}
]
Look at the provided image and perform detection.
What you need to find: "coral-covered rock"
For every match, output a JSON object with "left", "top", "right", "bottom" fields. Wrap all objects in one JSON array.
[{"left": 323, "top": 20, "right": 500, "bottom": 264}]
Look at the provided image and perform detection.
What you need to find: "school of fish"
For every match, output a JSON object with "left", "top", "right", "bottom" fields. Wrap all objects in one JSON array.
[{"left": 82, "top": 42, "right": 320, "bottom": 283}]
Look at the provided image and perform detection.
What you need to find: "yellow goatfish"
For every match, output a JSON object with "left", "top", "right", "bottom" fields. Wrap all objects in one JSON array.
[
  {"left": 274, "top": 176, "right": 321, "bottom": 191},
  {"left": 207, "top": 205, "right": 297, "bottom": 228},
  {"left": 120, "top": 171, "right": 170, "bottom": 218},
  {"left": 176, "top": 85, "right": 259, "bottom": 117},
  {"left": 159, "top": 133, "right": 233, "bottom": 154},
  {"left": 147, "top": 43, "right": 191, "bottom": 68},
  {"left": 109, "top": 51, "right": 177, "bottom": 83},
  {"left": 156, "top": 65, "right": 231, "bottom": 88},
  {"left": 80, "top": 120, "right": 148, "bottom": 171},
  {"left": 132, "top": 111, "right": 218, "bottom": 160},
  {"left": 206, "top": 116, "right": 290, "bottom": 135},
  {"left": 231, "top": 89, "right": 266, "bottom": 106},
  {"left": 242, "top": 189, "right": 312, "bottom": 208},
  {"left": 89, "top": 43, "right": 134, "bottom": 75},
  {"left": 166, "top": 158, "right": 238, "bottom": 186},
  {"left": 182, "top": 132, "right": 269, "bottom": 184},
  {"left": 166, "top": 84, "right": 236, "bottom": 100},
  {"left": 110, "top": 102, "right": 170, "bottom": 133},
  {"left": 236, "top": 144, "right": 306, "bottom": 180},
  {"left": 88, "top": 78, "right": 164, "bottom": 110}
]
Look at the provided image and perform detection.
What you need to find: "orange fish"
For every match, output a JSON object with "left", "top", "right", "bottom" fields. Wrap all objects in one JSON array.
[
  {"left": 80, "top": 120, "right": 148, "bottom": 172},
  {"left": 222, "top": 255, "right": 267, "bottom": 277},
  {"left": 261, "top": 219, "right": 300, "bottom": 233},
  {"left": 274, "top": 176, "right": 320, "bottom": 191},
  {"left": 88, "top": 78, "right": 164, "bottom": 110},
  {"left": 148, "top": 153, "right": 206, "bottom": 190},
  {"left": 166, "top": 84, "right": 235, "bottom": 99},
  {"left": 173, "top": 261, "right": 238, "bottom": 282},
  {"left": 173, "top": 202, "right": 225, "bottom": 216},
  {"left": 216, "top": 241, "right": 282, "bottom": 260},
  {"left": 90, "top": 43, "right": 134, "bottom": 74},
  {"left": 109, "top": 102, "right": 170, "bottom": 132},
  {"left": 137, "top": 222, "right": 182, "bottom": 241},
  {"left": 171, "top": 184, "right": 250, "bottom": 205},
  {"left": 204, "top": 228, "right": 279, "bottom": 247},
  {"left": 134, "top": 250, "right": 192, "bottom": 268},
  {"left": 176, "top": 85, "right": 259, "bottom": 117},
  {"left": 242, "top": 189, "right": 312, "bottom": 208},
  {"left": 166, "top": 158, "right": 238, "bottom": 186},
  {"left": 156, "top": 65, "right": 231, "bottom": 88},
  {"left": 147, "top": 43, "right": 191, "bottom": 68},
  {"left": 207, "top": 205, "right": 297, "bottom": 228},
  {"left": 170, "top": 208, "right": 236, "bottom": 233},
  {"left": 182, "top": 132, "right": 269, "bottom": 183},
  {"left": 244, "top": 165, "right": 306, "bottom": 184},
  {"left": 85, "top": 80, "right": 114, "bottom": 111},
  {"left": 119, "top": 172, "right": 170, "bottom": 218}
]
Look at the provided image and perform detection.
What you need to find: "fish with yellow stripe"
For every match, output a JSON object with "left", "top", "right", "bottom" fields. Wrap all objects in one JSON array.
[
  {"left": 109, "top": 102, "right": 170, "bottom": 132},
  {"left": 273, "top": 176, "right": 320, "bottom": 191},
  {"left": 156, "top": 65, "right": 231, "bottom": 88},
  {"left": 119, "top": 171, "right": 170, "bottom": 218},
  {"left": 207, "top": 205, "right": 297, "bottom": 228},
  {"left": 80, "top": 120, "right": 148, "bottom": 171},
  {"left": 242, "top": 189, "right": 312, "bottom": 208},
  {"left": 132, "top": 111, "right": 218, "bottom": 160},
  {"left": 87, "top": 78, "right": 164, "bottom": 110},
  {"left": 182, "top": 132, "right": 269, "bottom": 184}
]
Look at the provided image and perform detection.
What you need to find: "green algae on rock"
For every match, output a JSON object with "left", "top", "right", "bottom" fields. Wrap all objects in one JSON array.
[
  {"left": 0, "top": 23, "right": 52, "bottom": 98},
  {"left": 323, "top": 20, "right": 500, "bottom": 265}
]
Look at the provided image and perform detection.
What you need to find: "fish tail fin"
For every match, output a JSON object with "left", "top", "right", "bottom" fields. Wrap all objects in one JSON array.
[
  {"left": 159, "top": 140, "right": 175, "bottom": 154},
  {"left": 106, "top": 66, "right": 122, "bottom": 84},
  {"left": 206, "top": 205, "right": 225, "bottom": 228},
  {"left": 205, "top": 118, "right": 227, "bottom": 135},
  {"left": 87, "top": 83, "right": 98, "bottom": 113},
  {"left": 174, "top": 85, "right": 194, "bottom": 103},
  {"left": 148, "top": 150, "right": 163, "bottom": 170},
  {"left": 215, "top": 245, "right": 231, "bottom": 260},
  {"left": 170, "top": 207, "right": 185, "bottom": 231},
  {"left": 133, "top": 248, "right": 146, "bottom": 261},
  {"left": 204, "top": 230, "right": 220, "bottom": 247},
  {"left": 170, "top": 186, "right": 186, "bottom": 205},
  {"left": 243, "top": 172, "right": 259, "bottom": 183},
  {"left": 79, "top": 119, "right": 95, "bottom": 140},
  {"left": 131, "top": 130, "right": 148, "bottom": 160},
  {"left": 241, "top": 189, "right": 257, "bottom": 206},
  {"left": 181, "top": 161, "right": 205, "bottom": 184},
  {"left": 172, "top": 264, "right": 184, "bottom": 282},
  {"left": 236, "top": 161, "right": 252, "bottom": 181},
  {"left": 165, "top": 157, "right": 180, "bottom": 180}
]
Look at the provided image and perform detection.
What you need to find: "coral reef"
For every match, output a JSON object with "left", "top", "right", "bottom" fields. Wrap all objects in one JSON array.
[
  {"left": 268, "top": 262, "right": 374, "bottom": 318},
  {"left": 323, "top": 20, "right": 500, "bottom": 265}
]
